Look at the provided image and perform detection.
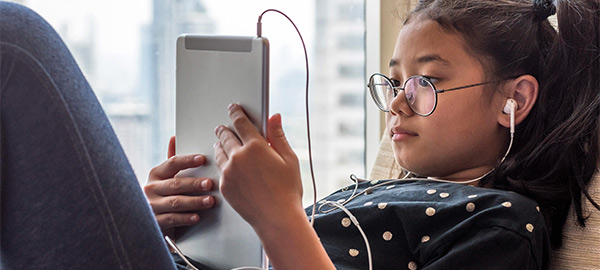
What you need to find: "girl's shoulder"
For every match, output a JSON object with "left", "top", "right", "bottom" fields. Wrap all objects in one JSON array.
[
  {"left": 312, "top": 179, "right": 550, "bottom": 269},
  {"left": 316, "top": 179, "right": 547, "bottom": 240}
]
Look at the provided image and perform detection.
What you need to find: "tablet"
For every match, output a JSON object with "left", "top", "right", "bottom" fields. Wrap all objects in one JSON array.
[{"left": 175, "top": 34, "right": 269, "bottom": 269}]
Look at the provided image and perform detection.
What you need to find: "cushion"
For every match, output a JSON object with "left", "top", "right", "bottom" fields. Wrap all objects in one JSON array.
[
  {"left": 369, "top": 135, "right": 600, "bottom": 268},
  {"left": 550, "top": 178, "right": 600, "bottom": 269},
  {"left": 369, "top": 134, "right": 403, "bottom": 180}
]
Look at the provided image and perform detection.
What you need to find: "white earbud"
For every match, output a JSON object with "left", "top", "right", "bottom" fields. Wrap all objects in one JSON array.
[
  {"left": 503, "top": 99, "right": 517, "bottom": 134},
  {"left": 503, "top": 98, "right": 517, "bottom": 114}
]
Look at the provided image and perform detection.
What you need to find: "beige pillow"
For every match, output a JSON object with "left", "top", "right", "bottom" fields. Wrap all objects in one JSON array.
[
  {"left": 369, "top": 134, "right": 403, "bottom": 180},
  {"left": 551, "top": 175, "right": 600, "bottom": 269},
  {"left": 369, "top": 135, "right": 600, "bottom": 269}
]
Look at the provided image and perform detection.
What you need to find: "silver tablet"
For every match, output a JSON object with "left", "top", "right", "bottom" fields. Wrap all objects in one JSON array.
[{"left": 175, "top": 34, "right": 269, "bottom": 269}]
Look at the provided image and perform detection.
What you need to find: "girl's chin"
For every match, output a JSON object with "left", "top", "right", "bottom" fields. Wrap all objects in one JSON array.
[{"left": 394, "top": 156, "right": 435, "bottom": 177}]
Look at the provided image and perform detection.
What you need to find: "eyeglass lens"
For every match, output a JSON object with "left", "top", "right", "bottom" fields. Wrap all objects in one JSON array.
[
  {"left": 369, "top": 74, "right": 436, "bottom": 115},
  {"left": 368, "top": 74, "right": 392, "bottom": 111}
]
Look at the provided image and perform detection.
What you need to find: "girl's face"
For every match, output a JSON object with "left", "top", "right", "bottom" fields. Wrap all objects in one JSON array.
[{"left": 387, "top": 19, "right": 508, "bottom": 181}]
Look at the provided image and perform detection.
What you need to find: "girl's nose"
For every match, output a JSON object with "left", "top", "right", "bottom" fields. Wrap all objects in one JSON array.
[{"left": 388, "top": 89, "right": 415, "bottom": 116}]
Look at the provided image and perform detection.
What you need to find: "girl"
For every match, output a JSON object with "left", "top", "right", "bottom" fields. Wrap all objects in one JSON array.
[
  {"left": 2, "top": 0, "right": 599, "bottom": 269},
  {"left": 146, "top": 0, "right": 600, "bottom": 269}
]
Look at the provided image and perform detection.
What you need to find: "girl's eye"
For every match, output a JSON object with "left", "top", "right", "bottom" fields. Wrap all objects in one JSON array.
[
  {"left": 428, "top": 77, "right": 439, "bottom": 84},
  {"left": 419, "top": 76, "right": 439, "bottom": 87},
  {"left": 390, "top": 79, "right": 403, "bottom": 87},
  {"left": 418, "top": 77, "right": 430, "bottom": 87}
]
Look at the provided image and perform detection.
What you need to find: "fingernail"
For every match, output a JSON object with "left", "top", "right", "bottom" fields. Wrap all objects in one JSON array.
[
  {"left": 228, "top": 103, "right": 235, "bottom": 110},
  {"left": 190, "top": 215, "right": 199, "bottom": 222},
  {"left": 213, "top": 141, "right": 219, "bottom": 148},
  {"left": 193, "top": 155, "right": 204, "bottom": 163},
  {"left": 203, "top": 196, "right": 213, "bottom": 206},
  {"left": 201, "top": 180, "right": 210, "bottom": 190}
]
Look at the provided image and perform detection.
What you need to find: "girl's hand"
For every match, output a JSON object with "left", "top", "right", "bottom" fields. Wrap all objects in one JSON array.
[
  {"left": 214, "top": 104, "right": 335, "bottom": 270},
  {"left": 144, "top": 136, "right": 215, "bottom": 238},
  {"left": 214, "top": 104, "right": 303, "bottom": 228}
]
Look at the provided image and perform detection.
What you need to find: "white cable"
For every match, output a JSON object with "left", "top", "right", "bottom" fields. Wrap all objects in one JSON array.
[
  {"left": 320, "top": 130, "right": 515, "bottom": 213},
  {"left": 324, "top": 201, "right": 373, "bottom": 270},
  {"left": 257, "top": 9, "right": 318, "bottom": 227},
  {"left": 165, "top": 236, "right": 200, "bottom": 270},
  {"left": 427, "top": 113, "right": 515, "bottom": 185}
]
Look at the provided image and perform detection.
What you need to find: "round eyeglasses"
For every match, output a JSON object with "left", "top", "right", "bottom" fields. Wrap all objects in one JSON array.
[{"left": 367, "top": 73, "right": 499, "bottom": 117}]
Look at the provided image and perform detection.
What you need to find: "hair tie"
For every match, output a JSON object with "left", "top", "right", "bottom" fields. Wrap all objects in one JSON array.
[{"left": 533, "top": 0, "right": 556, "bottom": 21}]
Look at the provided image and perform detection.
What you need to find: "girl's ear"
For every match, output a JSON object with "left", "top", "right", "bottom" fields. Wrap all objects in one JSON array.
[{"left": 497, "top": 75, "right": 539, "bottom": 128}]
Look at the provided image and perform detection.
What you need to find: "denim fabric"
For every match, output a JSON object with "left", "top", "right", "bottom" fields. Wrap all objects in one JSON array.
[{"left": 0, "top": 2, "right": 176, "bottom": 269}]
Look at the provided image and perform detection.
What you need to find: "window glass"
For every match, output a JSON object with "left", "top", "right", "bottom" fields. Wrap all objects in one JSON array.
[{"left": 19, "top": 0, "right": 366, "bottom": 205}]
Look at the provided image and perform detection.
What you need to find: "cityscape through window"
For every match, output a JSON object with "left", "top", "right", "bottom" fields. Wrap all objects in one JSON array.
[{"left": 19, "top": 0, "right": 366, "bottom": 205}]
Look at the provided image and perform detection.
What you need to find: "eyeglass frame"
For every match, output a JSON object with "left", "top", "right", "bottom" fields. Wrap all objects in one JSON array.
[{"left": 367, "top": 73, "right": 508, "bottom": 117}]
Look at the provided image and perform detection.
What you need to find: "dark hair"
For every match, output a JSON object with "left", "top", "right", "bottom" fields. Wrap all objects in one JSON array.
[{"left": 408, "top": 0, "right": 600, "bottom": 247}]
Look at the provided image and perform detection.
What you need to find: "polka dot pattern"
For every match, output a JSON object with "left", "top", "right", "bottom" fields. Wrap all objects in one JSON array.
[
  {"left": 421, "top": 235, "right": 430, "bottom": 243},
  {"left": 383, "top": 231, "right": 393, "bottom": 241},
  {"left": 309, "top": 180, "right": 546, "bottom": 269},
  {"left": 341, "top": 217, "right": 351, "bottom": 228},
  {"left": 466, "top": 202, "right": 476, "bottom": 212},
  {"left": 526, "top": 223, "right": 534, "bottom": 232}
]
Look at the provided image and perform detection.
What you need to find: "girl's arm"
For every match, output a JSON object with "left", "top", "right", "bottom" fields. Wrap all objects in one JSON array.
[{"left": 214, "top": 104, "right": 335, "bottom": 270}]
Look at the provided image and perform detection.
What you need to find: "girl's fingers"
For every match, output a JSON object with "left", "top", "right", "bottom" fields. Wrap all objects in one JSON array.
[
  {"left": 156, "top": 212, "right": 200, "bottom": 230},
  {"left": 228, "top": 104, "right": 262, "bottom": 143},
  {"left": 150, "top": 195, "right": 215, "bottom": 215},
  {"left": 266, "top": 113, "right": 295, "bottom": 159},
  {"left": 144, "top": 177, "right": 213, "bottom": 196},
  {"left": 215, "top": 125, "right": 243, "bottom": 156},
  {"left": 149, "top": 154, "right": 206, "bottom": 180},
  {"left": 168, "top": 136, "right": 176, "bottom": 158},
  {"left": 214, "top": 141, "right": 228, "bottom": 171}
]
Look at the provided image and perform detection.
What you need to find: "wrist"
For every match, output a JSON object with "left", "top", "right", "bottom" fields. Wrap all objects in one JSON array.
[
  {"left": 252, "top": 207, "right": 335, "bottom": 270},
  {"left": 252, "top": 204, "right": 307, "bottom": 237}
]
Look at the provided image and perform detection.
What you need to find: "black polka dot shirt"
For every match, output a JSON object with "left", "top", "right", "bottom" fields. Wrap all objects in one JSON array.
[{"left": 309, "top": 179, "right": 550, "bottom": 270}]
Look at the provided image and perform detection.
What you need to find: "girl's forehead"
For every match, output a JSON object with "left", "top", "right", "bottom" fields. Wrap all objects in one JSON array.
[{"left": 391, "top": 19, "right": 479, "bottom": 71}]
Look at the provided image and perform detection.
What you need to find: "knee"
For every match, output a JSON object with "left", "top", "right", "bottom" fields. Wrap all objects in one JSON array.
[{"left": 0, "top": 2, "right": 63, "bottom": 53}]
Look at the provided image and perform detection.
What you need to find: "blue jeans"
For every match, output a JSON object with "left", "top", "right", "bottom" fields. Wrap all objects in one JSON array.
[{"left": 0, "top": 2, "right": 176, "bottom": 269}]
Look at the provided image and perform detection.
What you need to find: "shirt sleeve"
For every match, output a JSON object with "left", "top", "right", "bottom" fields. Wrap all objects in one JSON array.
[{"left": 422, "top": 226, "right": 543, "bottom": 270}]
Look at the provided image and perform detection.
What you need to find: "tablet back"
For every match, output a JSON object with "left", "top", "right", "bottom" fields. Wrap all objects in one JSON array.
[{"left": 175, "top": 34, "right": 269, "bottom": 269}]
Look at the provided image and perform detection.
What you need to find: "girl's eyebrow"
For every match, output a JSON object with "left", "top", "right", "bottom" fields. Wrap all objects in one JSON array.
[
  {"left": 416, "top": 54, "right": 451, "bottom": 66},
  {"left": 389, "top": 54, "right": 452, "bottom": 68}
]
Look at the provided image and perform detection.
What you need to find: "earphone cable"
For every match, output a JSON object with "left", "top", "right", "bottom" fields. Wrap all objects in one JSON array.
[{"left": 258, "top": 9, "right": 318, "bottom": 226}]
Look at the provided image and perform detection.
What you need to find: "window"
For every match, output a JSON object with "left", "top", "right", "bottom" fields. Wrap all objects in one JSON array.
[
  {"left": 339, "top": 64, "right": 364, "bottom": 78},
  {"left": 338, "top": 34, "right": 365, "bottom": 50},
  {"left": 339, "top": 93, "right": 362, "bottom": 107},
  {"left": 338, "top": 121, "right": 363, "bottom": 137},
  {"left": 338, "top": 4, "right": 364, "bottom": 21},
  {"left": 19, "top": 0, "right": 367, "bottom": 205}
]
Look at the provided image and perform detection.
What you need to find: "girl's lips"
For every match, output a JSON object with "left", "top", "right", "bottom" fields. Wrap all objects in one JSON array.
[{"left": 390, "top": 126, "right": 417, "bottom": 141}]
